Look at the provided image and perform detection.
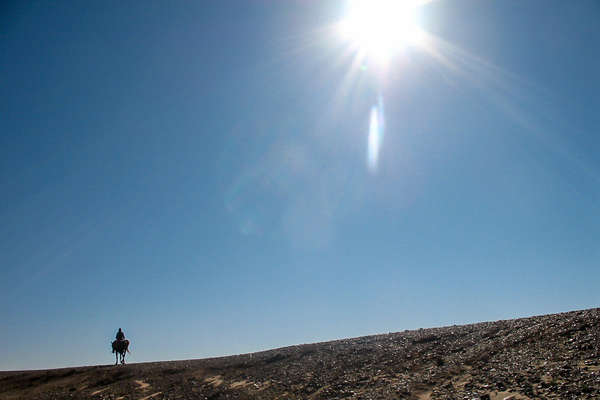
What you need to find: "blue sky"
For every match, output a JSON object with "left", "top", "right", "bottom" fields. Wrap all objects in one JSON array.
[{"left": 1, "top": 0, "right": 599, "bottom": 370}]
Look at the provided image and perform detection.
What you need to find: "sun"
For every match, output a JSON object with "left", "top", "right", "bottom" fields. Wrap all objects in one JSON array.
[{"left": 338, "top": 0, "right": 425, "bottom": 64}]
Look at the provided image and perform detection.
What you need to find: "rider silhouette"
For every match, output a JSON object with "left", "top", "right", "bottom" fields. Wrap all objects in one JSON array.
[{"left": 116, "top": 328, "right": 125, "bottom": 341}]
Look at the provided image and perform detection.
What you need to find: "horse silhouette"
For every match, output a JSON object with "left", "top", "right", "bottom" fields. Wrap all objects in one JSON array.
[{"left": 111, "top": 339, "right": 130, "bottom": 365}]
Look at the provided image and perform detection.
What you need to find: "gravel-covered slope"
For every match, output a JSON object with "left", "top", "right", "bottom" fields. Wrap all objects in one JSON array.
[{"left": 1, "top": 308, "right": 599, "bottom": 400}]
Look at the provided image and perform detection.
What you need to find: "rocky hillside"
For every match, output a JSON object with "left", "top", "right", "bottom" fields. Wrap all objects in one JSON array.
[{"left": 1, "top": 308, "right": 599, "bottom": 400}]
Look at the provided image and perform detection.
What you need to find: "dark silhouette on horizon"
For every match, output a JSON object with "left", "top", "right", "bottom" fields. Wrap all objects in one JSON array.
[{"left": 112, "top": 328, "right": 129, "bottom": 365}]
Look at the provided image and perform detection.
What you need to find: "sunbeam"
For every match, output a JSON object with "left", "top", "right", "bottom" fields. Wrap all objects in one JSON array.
[{"left": 338, "top": 0, "right": 426, "bottom": 66}]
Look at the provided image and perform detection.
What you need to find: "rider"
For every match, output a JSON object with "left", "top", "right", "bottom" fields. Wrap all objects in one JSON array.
[{"left": 116, "top": 328, "right": 125, "bottom": 341}]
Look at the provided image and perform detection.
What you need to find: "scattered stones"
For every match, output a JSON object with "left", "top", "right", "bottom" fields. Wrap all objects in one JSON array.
[{"left": 1, "top": 308, "right": 599, "bottom": 399}]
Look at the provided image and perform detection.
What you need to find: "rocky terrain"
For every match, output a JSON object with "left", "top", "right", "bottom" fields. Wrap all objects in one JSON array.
[{"left": 1, "top": 308, "right": 599, "bottom": 400}]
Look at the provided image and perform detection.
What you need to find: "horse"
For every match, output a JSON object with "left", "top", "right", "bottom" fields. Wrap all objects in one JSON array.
[{"left": 111, "top": 339, "right": 130, "bottom": 365}]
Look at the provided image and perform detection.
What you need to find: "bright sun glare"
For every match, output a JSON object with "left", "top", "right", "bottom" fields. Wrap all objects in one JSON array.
[{"left": 339, "top": 0, "right": 424, "bottom": 64}]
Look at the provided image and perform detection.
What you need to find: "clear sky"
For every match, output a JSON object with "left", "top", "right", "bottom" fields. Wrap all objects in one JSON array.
[{"left": 1, "top": 0, "right": 599, "bottom": 370}]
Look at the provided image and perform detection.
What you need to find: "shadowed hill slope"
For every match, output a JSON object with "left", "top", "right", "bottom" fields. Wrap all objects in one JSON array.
[{"left": 1, "top": 308, "right": 599, "bottom": 399}]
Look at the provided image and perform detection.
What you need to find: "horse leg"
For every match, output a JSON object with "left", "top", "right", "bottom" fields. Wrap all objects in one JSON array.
[{"left": 115, "top": 351, "right": 118, "bottom": 366}]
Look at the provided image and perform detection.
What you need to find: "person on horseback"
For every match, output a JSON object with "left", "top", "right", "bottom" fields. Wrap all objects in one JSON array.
[{"left": 112, "top": 328, "right": 130, "bottom": 365}]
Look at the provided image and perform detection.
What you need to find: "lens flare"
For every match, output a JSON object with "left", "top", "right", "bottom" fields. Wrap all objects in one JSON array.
[{"left": 367, "top": 98, "right": 385, "bottom": 173}]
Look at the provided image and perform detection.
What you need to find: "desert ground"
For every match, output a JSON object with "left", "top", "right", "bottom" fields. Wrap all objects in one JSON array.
[{"left": 1, "top": 308, "right": 598, "bottom": 400}]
